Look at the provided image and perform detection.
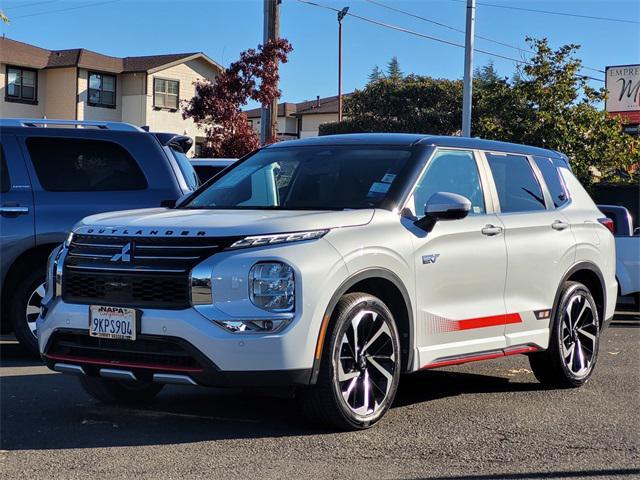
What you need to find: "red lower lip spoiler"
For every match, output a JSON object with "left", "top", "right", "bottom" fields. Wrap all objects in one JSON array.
[{"left": 46, "top": 353, "right": 204, "bottom": 373}]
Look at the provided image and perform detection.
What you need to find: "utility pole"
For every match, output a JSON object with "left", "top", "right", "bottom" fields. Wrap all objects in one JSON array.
[
  {"left": 337, "top": 7, "right": 349, "bottom": 122},
  {"left": 461, "top": 0, "right": 475, "bottom": 137},
  {"left": 261, "top": 0, "right": 281, "bottom": 144}
]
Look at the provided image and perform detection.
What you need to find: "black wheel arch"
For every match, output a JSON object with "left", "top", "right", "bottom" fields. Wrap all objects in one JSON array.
[
  {"left": 310, "top": 267, "right": 414, "bottom": 384},
  {"left": 553, "top": 262, "right": 607, "bottom": 328}
]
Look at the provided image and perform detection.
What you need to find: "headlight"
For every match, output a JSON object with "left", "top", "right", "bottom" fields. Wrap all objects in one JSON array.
[
  {"left": 249, "top": 262, "right": 294, "bottom": 312},
  {"left": 229, "top": 230, "right": 328, "bottom": 249}
]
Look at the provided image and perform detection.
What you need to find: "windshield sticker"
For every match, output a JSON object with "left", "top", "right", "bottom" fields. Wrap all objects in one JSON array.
[
  {"left": 367, "top": 181, "right": 391, "bottom": 198},
  {"left": 381, "top": 173, "right": 396, "bottom": 183}
]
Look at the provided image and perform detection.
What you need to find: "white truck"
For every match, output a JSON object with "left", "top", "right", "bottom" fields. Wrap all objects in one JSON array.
[{"left": 598, "top": 205, "right": 640, "bottom": 311}]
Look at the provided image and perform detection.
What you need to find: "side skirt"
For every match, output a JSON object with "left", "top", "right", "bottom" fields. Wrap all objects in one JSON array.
[{"left": 421, "top": 344, "right": 541, "bottom": 370}]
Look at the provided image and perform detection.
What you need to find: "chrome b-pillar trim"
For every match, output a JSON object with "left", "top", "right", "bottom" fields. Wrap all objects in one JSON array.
[{"left": 190, "top": 262, "right": 213, "bottom": 305}]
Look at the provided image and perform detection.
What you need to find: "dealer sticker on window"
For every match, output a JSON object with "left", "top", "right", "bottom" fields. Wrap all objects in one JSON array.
[{"left": 89, "top": 305, "right": 137, "bottom": 341}]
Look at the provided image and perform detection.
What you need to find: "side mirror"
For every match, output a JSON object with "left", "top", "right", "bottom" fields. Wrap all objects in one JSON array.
[{"left": 415, "top": 192, "right": 471, "bottom": 232}]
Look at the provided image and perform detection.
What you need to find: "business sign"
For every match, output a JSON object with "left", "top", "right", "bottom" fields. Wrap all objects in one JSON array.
[{"left": 606, "top": 65, "right": 640, "bottom": 124}]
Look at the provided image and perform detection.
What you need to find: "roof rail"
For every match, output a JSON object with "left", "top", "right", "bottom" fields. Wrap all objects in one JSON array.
[{"left": 0, "top": 118, "right": 144, "bottom": 132}]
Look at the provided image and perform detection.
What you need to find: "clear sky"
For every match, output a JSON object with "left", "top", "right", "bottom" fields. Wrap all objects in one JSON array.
[{"left": 1, "top": 0, "right": 639, "bottom": 108}]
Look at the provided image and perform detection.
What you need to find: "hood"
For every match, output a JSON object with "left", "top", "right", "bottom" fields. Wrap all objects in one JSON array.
[{"left": 75, "top": 208, "right": 375, "bottom": 237}]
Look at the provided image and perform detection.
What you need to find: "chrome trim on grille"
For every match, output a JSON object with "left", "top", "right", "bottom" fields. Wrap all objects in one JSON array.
[
  {"left": 190, "top": 262, "right": 213, "bottom": 305},
  {"left": 55, "top": 248, "right": 67, "bottom": 297},
  {"left": 66, "top": 265, "right": 186, "bottom": 274}
]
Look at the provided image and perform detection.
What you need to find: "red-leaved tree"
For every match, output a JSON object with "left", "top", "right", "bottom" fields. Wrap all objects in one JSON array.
[{"left": 182, "top": 38, "right": 293, "bottom": 158}]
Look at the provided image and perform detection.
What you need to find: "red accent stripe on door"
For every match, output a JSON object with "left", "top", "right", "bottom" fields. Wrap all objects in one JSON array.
[{"left": 456, "top": 313, "right": 522, "bottom": 330}]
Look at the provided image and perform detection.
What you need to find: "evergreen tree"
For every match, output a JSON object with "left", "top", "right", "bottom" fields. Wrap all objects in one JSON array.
[
  {"left": 386, "top": 57, "right": 403, "bottom": 81},
  {"left": 368, "top": 65, "right": 384, "bottom": 83}
]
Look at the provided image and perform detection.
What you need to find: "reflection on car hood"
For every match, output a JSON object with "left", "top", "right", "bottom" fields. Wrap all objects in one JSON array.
[{"left": 75, "top": 208, "right": 375, "bottom": 237}]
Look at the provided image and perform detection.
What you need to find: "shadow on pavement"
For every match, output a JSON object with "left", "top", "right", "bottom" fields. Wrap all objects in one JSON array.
[
  {"left": 413, "top": 467, "right": 640, "bottom": 479},
  {"left": 1, "top": 363, "right": 548, "bottom": 451}
]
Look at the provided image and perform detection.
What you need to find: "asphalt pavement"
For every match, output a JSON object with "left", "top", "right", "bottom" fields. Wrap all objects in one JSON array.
[{"left": 1, "top": 315, "right": 639, "bottom": 480}]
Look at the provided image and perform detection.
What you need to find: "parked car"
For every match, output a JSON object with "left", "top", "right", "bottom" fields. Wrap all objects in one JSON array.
[
  {"left": 38, "top": 134, "right": 617, "bottom": 430},
  {"left": 597, "top": 204, "right": 640, "bottom": 310},
  {"left": 0, "top": 118, "right": 198, "bottom": 354},
  {"left": 189, "top": 158, "right": 236, "bottom": 183}
]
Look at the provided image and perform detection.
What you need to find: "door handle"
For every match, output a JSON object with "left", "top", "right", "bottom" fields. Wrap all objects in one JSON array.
[
  {"left": 481, "top": 224, "right": 503, "bottom": 236},
  {"left": 0, "top": 206, "right": 29, "bottom": 217},
  {"left": 551, "top": 220, "right": 569, "bottom": 231}
]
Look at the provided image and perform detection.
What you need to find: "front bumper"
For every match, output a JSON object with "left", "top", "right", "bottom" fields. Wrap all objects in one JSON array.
[
  {"left": 42, "top": 328, "right": 311, "bottom": 387},
  {"left": 37, "top": 299, "right": 321, "bottom": 387}
]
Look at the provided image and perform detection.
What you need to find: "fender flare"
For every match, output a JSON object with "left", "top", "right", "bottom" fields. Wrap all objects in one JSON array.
[
  {"left": 309, "top": 267, "right": 414, "bottom": 384},
  {"left": 552, "top": 261, "right": 607, "bottom": 325}
]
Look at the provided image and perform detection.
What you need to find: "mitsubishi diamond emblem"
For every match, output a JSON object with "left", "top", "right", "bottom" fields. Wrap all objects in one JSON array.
[{"left": 111, "top": 243, "right": 132, "bottom": 263}]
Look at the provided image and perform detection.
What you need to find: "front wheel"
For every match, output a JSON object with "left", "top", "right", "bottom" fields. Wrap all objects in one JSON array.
[
  {"left": 9, "top": 266, "right": 46, "bottom": 356},
  {"left": 79, "top": 376, "right": 164, "bottom": 404},
  {"left": 529, "top": 281, "right": 600, "bottom": 388},
  {"left": 300, "top": 293, "right": 401, "bottom": 430}
]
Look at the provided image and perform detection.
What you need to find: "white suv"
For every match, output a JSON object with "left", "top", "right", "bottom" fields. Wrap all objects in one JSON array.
[{"left": 39, "top": 134, "right": 617, "bottom": 430}]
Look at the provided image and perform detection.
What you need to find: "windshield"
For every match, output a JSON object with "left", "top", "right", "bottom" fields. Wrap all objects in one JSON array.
[
  {"left": 183, "top": 146, "right": 412, "bottom": 210},
  {"left": 170, "top": 148, "right": 200, "bottom": 191}
]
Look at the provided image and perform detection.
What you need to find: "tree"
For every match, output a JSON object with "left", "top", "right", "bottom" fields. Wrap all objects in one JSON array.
[
  {"left": 475, "top": 38, "right": 639, "bottom": 187},
  {"left": 368, "top": 65, "right": 384, "bottom": 83},
  {"left": 321, "top": 39, "right": 638, "bottom": 186},
  {"left": 386, "top": 56, "right": 403, "bottom": 81},
  {"left": 1, "top": 10, "right": 9, "bottom": 24},
  {"left": 182, "top": 38, "right": 293, "bottom": 158}
]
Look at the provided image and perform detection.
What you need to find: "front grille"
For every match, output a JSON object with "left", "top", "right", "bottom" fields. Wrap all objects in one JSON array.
[
  {"left": 63, "top": 271, "right": 190, "bottom": 309},
  {"left": 47, "top": 332, "right": 202, "bottom": 371},
  {"left": 62, "top": 234, "right": 237, "bottom": 309}
]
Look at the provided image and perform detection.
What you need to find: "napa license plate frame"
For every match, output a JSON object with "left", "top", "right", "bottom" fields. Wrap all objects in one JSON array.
[{"left": 89, "top": 305, "right": 138, "bottom": 341}]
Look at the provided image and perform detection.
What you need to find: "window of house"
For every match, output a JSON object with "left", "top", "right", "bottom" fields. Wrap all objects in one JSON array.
[
  {"left": 486, "top": 153, "right": 546, "bottom": 213},
  {"left": 410, "top": 149, "right": 485, "bottom": 217},
  {"left": 26, "top": 137, "right": 147, "bottom": 192},
  {"left": 88, "top": 72, "right": 116, "bottom": 107},
  {"left": 533, "top": 156, "right": 569, "bottom": 208},
  {"left": 5, "top": 66, "right": 37, "bottom": 103},
  {"left": 154, "top": 78, "right": 179, "bottom": 109}
]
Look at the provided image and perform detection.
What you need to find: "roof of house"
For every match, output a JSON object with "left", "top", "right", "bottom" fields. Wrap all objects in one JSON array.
[
  {"left": 244, "top": 94, "right": 349, "bottom": 119},
  {"left": 0, "top": 37, "right": 222, "bottom": 74}
]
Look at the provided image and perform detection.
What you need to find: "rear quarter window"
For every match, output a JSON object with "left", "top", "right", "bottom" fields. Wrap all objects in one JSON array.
[
  {"left": 534, "top": 156, "right": 569, "bottom": 208},
  {"left": 25, "top": 137, "right": 147, "bottom": 192}
]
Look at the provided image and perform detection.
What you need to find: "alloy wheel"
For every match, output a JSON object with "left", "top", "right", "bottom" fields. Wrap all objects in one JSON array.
[
  {"left": 25, "top": 282, "right": 45, "bottom": 339},
  {"left": 335, "top": 309, "right": 396, "bottom": 417},
  {"left": 560, "top": 292, "right": 598, "bottom": 378}
]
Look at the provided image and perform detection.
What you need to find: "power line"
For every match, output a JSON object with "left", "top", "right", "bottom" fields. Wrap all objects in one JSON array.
[
  {"left": 365, "top": 0, "right": 605, "bottom": 74},
  {"left": 296, "top": 0, "right": 605, "bottom": 83},
  {"left": 3, "top": 0, "right": 59, "bottom": 11},
  {"left": 448, "top": 0, "right": 639, "bottom": 25},
  {"left": 11, "top": 0, "right": 120, "bottom": 20}
]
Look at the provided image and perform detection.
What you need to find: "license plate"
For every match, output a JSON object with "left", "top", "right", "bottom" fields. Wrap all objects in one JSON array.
[{"left": 89, "top": 305, "right": 137, "bottom": 341}]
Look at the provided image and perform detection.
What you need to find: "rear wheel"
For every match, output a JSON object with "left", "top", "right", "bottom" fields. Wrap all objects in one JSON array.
[
  {"left": 300, "top": 293, "right": 401, "bottom": 430},
  {"left": 529, "top": 281, "right": 600, "bottom": 388},
  {"left": 79, "top": 376, "right": 164, "bottom": 404}
]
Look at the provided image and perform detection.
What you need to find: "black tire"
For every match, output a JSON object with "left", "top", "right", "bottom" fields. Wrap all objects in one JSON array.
[
  {"left": 9, "top": 265, "right": 45, "bottom": 356},
  {"left": 529, "top": 281, "right": 600, "bottom": 388},
  {"left": 299, "top": 293, "right": 401, "bottom": 430},
  {"left": 79, "top": 376, "right": 164, "bottom": 404}
]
